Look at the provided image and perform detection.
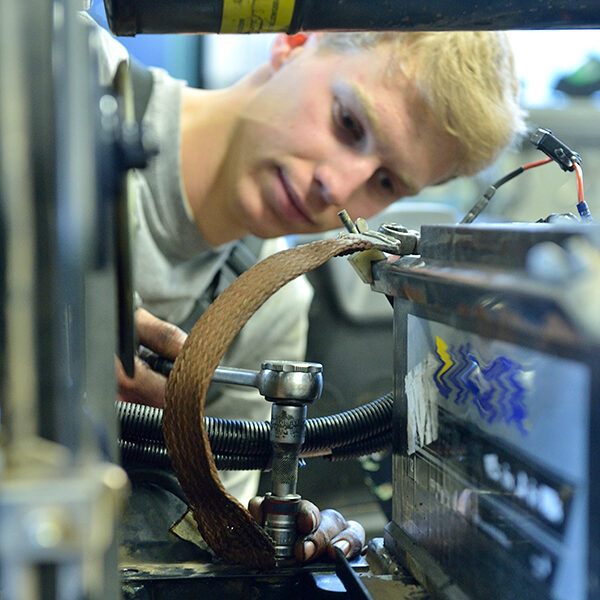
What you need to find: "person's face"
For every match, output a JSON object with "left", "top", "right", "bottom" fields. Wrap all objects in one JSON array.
[{"left": 224, "top": 35, "right": 459, "bottom": 239}]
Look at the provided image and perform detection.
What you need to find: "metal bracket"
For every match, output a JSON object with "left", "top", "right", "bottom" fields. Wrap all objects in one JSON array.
[{"left": 337, "top": 211, "right": 420, "bottom": 283}]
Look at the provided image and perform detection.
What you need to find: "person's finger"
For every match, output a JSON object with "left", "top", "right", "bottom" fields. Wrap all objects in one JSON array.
[
  {"left": 326, "top": 519, "right": 366, "bottom": 561},
  {"left": 135, "top": 308, "right": 187, "bottom": 360},
  {"left": 295, "top": 508, "right": 348, "bottom": 563},
  {"left": 247, "top": 499, "right": 364, "bottom": 564},
  {"left": 247, "top": 497, "right": 320, "bottom": 534},
  {"left": 296, "top": 499, "right": 321, "bottom": 535},
  {"left": 116, "top": 355, "right": 167, "bottom": 408}
]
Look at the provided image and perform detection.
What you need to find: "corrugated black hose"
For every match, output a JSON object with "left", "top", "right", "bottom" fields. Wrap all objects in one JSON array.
[{"left": 117, "top": 391, "right": 393, "bottom": 471}]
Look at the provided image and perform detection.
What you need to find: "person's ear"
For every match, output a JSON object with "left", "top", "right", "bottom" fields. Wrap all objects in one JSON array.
[{"left": 270, "top": 33, "right": 309, "bottom": 71}]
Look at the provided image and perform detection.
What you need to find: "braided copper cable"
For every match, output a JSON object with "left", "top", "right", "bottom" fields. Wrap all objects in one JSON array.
[{"left": 163, "top": 237, "right": 374, "bottom": 569}]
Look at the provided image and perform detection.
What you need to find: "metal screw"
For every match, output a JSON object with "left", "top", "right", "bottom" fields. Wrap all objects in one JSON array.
[{"left": 338, "top": 209, "right": 359, "bottom": 234}]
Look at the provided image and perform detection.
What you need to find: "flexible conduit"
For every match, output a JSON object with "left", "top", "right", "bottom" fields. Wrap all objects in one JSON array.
[{"left": 118, "top": 391, "right": 393, "bottom": 470}]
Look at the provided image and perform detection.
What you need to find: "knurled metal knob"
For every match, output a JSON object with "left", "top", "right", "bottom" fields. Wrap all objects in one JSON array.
[
  {"left": 261, "top": 360, "right": 322, "bottom": 373},
  {"left": 258, "top": 360, "right": 323, "bottom": 404}
]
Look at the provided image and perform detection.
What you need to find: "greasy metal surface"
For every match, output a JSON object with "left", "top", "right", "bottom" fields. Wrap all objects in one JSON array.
[
  {"left": 120, "top": 556, "right": 369, "bottom": 581},
  {"left": 371, "top": 224, "right": 600, "bottom": 350},
  {"left": 119, "top": 542, "right": 431, "bottom": 600},
  {"left": 103, "top": 0, "right": 600, "bottom": 35},
  {"left": 297, "top": 0, "right": 600, "bottom": 31},
  {"left": 417, "top": 223, "right": 600, "bottom": 269}
]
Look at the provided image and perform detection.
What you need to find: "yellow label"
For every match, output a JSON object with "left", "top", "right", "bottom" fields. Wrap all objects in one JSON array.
[
  {"left": 434, "top": 335, "right": 452, "bottom": 389},
  {"left": 220, "top": 0, "right": 295, "bottom": 33}
]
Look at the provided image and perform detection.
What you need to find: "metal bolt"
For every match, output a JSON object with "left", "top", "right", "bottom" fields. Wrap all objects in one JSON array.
[
  {"left": 258, "top": 360, "right": 323, "bottom": 404},
  {"left": 338, "top": 209, "right": 359, "bottom": 234}
]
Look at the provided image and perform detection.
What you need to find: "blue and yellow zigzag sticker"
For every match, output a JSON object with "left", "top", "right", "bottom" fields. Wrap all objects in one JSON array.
[{"left": 433, "top": 335, "right": 529, "bottom": 435}]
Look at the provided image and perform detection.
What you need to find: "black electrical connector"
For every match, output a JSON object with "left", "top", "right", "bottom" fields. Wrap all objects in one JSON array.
[
  {"left": 461, "top": 128, "right": 585, "bottom": 224},
  {"left": 529, "top": 128, "right": 581, "bottom": 172}
]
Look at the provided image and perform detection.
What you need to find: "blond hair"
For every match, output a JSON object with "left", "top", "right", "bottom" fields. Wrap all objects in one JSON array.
[{"left": 317, "top": 32, "right": 527, "bottom": 177}]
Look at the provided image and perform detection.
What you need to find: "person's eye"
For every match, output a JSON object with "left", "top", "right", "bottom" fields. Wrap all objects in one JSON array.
[
  {"left": 375, "top": 168, "right": 395, "bottom": 195},
  {"left": 333, "top": 99, "right": 365, "bottom": 146}
]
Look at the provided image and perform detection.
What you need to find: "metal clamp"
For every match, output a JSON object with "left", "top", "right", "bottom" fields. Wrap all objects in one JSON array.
[
  {"left": 337, "top": 210, "right": 420, "bottom": 283},
  {"left": 377, "top": 222, "right": 420, "bottom": 255}
]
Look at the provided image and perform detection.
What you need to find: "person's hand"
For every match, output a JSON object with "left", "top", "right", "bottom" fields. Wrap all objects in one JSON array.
[
  {"left": 248, "top": 497, "right": 366, "bottom": 563},
  {"left": 116, "top": 308, "right": 187, "bottom": 407}
]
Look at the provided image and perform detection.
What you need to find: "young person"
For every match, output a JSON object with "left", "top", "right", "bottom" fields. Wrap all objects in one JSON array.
[{"left": 92, "top": 13, "right": 525, "bottom": 562}]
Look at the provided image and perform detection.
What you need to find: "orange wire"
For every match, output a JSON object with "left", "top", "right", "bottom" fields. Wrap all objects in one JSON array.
[
  {"left": 573, "top": 162, "right": 584, "bottom": 204},
  {"left": 522, "top": 157, "right": 553, "bottom": 170}
]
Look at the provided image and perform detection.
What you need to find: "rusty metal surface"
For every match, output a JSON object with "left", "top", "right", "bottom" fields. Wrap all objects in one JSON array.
[{"left": 120, "top": 537, "right": 430, "bottom": 600}]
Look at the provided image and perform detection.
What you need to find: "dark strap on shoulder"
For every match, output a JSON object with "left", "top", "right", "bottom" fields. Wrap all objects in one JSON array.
[
  {"left": 178, "top": 236, "right": 264, "bottom": 335},
  {"left": 129, "top": 58, "right": 154, "bottom": 125},
  {"left": 178, "top": 237, "right": 262, "bottom": 404},
  {"left": 225, "top": 237, "right": 263, "bottom": 282}
]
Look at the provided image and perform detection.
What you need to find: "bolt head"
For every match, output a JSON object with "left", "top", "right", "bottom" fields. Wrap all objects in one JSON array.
[{"left": 261, "top": 360, "right": 322, "bottom": 374}]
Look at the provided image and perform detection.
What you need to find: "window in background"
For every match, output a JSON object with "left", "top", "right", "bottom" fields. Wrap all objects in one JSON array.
[
  {"left": 508, "top": 30, "right": 600, "bottom": 108},
  {"left": 202, "top": 34, "right": 275, "bottom": 89}
]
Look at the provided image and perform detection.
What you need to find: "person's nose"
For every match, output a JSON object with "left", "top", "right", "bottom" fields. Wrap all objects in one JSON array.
[{"left": 312, "top": 155, "right": 378, "bottom": 207}]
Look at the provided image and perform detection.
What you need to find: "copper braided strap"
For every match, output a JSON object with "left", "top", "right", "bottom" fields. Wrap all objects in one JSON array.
[{"left": 163, "top": 237, "right": 374, "bottom": 569}]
